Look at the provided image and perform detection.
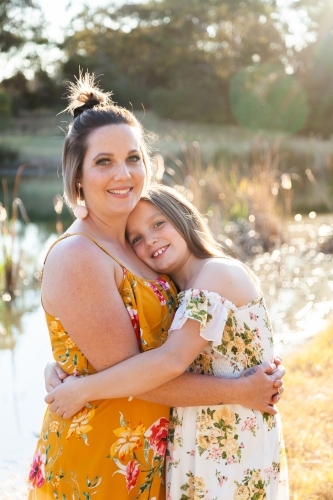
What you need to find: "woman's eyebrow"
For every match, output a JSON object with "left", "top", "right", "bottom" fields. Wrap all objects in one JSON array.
[{"left": 92, "top": 149, "right": 140, "bottom": 161}]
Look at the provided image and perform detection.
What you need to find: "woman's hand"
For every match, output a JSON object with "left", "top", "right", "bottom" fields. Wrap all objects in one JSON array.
[
  {"left": 44, "top": 362, "right": 68, "bottom": 392},
  {"left": 45, "top": 376, "right": 87, "bottom": 419},
  {"left": 270, "top": 355, "right": 284, "bottom": 404},
  {"left": 239, "top": 361, "right": 285, "bottom": 415}
]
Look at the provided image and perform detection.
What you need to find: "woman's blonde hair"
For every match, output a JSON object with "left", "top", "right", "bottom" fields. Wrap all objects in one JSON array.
[
  {"left": 143, "top": 184, "right": 224, "bottom": 259},
  {"left": 62, "top": 71, "right": 151, "bottom": 208}
]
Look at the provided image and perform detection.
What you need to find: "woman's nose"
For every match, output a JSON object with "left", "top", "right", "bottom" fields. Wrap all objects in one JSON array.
[{"left": 113, "top": 162, "right": 131, "bottom": 180}]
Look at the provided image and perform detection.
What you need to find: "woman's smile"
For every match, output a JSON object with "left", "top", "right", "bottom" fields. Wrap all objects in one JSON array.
[
  {"left": 106, "top": 186, "right": 133, "bottom": 196},
  {"left": 80, "top": 124, "right": 146, "bottom": 219}
]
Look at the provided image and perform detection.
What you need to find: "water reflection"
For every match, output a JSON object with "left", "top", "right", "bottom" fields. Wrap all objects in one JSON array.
[
  {"left": 253, "top": 214, "right": 333, "bottom": 353},
  {"left": 0, "top": 223, "right": 56, "bottom": 498}
]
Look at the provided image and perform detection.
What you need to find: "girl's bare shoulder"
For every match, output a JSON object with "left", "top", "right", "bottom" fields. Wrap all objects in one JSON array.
[{"left": 193, "top": 258, "right": 260, "bottom": 307}]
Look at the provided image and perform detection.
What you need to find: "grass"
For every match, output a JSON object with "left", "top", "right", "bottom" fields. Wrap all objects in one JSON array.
[
  {"left": 2, "top": 109, "right": 333, "bottom": 168},
  {"left": 1, "top": 109, "right": 332, "bottom": 220},
  {"left": 279, "top": 323, "right": 333, "bottom": 499}
]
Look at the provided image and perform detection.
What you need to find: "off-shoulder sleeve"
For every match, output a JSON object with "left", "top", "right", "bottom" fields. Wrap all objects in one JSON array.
[{"left": 169, "top": 288, "right": 234, "bottom": 346}]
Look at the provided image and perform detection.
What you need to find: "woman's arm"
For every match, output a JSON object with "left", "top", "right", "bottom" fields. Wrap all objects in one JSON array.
[{"left": 42, "top": 235, "right": 141, "bottom": 371}]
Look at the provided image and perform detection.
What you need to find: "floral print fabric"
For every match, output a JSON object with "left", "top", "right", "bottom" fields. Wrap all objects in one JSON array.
[
  {"left": 167, "top": 289, "right": 289, "bottom": 499},
  {"left": 28, "top": 234, "right": 177, "bottom": 500}
]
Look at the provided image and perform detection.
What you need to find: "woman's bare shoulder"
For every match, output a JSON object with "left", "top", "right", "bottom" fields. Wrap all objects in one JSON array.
[{"left": 44, "top": 233, "right": 115, "bottom": 271}]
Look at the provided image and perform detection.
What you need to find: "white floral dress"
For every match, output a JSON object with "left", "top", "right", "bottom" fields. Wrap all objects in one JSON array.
[{"left": 166, "top": 289, "right": 289, "bottom": 500}]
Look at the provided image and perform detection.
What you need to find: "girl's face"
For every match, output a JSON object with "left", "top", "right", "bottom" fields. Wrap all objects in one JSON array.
[
  {"left": 127, "top": 200, "right": 191, "bottom": 276},
  {"left": 80, "top": 124, "right": 146, "bottom": 219}
]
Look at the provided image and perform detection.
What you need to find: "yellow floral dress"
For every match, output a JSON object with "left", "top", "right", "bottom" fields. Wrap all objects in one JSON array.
[{"left": 28, "top": 233, "right": 177, "bottom": 500}]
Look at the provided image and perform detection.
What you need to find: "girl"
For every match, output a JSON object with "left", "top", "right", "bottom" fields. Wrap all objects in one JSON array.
[{"left": 46, "top": 185, "right": 288, "bottom": 499}]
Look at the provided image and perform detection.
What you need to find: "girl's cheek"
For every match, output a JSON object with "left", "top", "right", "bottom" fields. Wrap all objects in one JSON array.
[{"left": 134, "top": 245, "right": 145, "bottom": 261}]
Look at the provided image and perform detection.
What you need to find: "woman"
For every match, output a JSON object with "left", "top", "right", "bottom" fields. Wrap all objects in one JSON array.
[
  {"left": 46, "top": 185, "right": 288, "bottom": 499},
  {"left": 29, "top": 72, "right": 284, "bottom": 500}
]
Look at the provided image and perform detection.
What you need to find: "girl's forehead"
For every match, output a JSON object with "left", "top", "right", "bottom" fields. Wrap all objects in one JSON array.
[
  {"left": 127, "top": 200, "right": 159, "bottom": 227},
  {"left": 132, "top": 199, "right": 155, "bottom": 214}
]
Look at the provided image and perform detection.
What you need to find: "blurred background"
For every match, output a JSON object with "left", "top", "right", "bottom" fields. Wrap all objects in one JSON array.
[{"left": 0, "top": 0, "right": 333, "bottom": 498}]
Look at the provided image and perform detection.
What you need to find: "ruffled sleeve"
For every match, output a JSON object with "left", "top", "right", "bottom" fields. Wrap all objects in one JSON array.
[{"left": 169, "top": 288, "right": 234, "bottom": 347}]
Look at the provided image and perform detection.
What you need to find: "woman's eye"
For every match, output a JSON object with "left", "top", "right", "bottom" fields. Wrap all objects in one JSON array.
[
  {"left": 132, "top": 236, "right": 141, "bottom": 245},
  {"left": 128, "top": 155, "right": 141, "bottom": 163},
  {"left": 96, "top": 158, "right": 109, "bottom": 166}
]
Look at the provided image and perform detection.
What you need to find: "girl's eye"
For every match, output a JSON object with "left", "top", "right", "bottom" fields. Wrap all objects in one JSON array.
[
  {"left": 132, "top": 235, "right": 141, "bottom": 245},
  {"left": 154, "top": 221, "right": 164, "bottom": 228}
]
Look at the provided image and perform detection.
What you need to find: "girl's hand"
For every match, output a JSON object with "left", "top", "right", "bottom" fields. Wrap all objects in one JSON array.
[
  {"left": 240, "top": 361, "right": 285, "bottom": 415},
  {"left": 44, "top": 376, "right": 87, "bottom": 419},
  {"left": 45, "top": 362, "right": 68, "bottom": 392}
]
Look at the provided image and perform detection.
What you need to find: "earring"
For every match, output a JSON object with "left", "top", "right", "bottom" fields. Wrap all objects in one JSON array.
[{"left": 73, "top": 183, "right": 88, "bottom": 219}]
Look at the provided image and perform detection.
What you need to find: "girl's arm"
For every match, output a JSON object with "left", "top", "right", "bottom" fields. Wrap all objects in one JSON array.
[
  {"left": 137, "top": 362, "right": 284, "bottom": 409},
  {"left": 46, "top": 360, "right": 284, "bottom": 419}
]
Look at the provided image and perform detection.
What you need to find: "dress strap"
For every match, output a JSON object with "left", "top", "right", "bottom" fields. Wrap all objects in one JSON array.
[{"left": 43, "top": 232, "right": 125, "bottom": 268}]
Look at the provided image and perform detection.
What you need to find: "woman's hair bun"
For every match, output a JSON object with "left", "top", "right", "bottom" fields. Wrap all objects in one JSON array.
[{"left": 63, "top": 70, "right": 113, "bottom": 116}]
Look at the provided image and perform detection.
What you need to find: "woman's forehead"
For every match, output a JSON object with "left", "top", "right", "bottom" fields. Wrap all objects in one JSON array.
[{"left": 86, "top": 123, "right": 140, "bottom": 151}]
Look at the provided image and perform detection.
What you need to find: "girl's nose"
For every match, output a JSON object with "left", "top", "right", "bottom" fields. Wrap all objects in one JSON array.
[{"left": 146, "top": 236, "right": 158, "bottom": 248}]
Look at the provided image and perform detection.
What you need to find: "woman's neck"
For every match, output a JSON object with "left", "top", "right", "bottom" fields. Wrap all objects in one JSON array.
[{"left": 70, "top": 211, "right": 128, "bottom": 247}]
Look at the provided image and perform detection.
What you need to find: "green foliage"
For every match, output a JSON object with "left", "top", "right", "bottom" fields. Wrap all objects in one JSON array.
[
  {"left": 0, "top": 87, "right": 12, "bottom": 125},
  {"left": 229, "top": 65, "right": 309, "bottom": 133},
  {"left": 295, "top": 0, "right": 333, "bottom": 137},
  {"left": 151, "top": 77, "right": 230, "bottom": 123},
  {"left": 1, "top": 0, "right": 333, "bottom": 134},
  {"left": 59, "top": 0, "right": 288, "bottom": 122},
  {"left": 1, "top": 70, "right": 62, "bottom": 114},
  {"left": 0, "top": 144, "right": 18, "bottom": 164},
  {"left": 0, "top": 0, "right": 45, "bottom": 53}
]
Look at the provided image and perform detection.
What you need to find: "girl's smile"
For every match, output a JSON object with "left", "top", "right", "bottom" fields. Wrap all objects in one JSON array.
[{"left": 126, "top": 200, "right": 192, "bottom": 279}]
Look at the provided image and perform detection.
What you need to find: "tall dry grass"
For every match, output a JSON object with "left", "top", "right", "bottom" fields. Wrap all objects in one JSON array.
[
  {"left": 279, "top": 324, "right": 333, "bottom": 499},
  {"left": 154, "top": 141, "right": 292, "bottom": 257}
]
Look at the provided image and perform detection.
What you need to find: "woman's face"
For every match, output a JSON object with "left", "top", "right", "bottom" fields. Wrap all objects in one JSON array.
[
  {"left": 127, "top": 200, "right": 191, "bottom": 276},
  {"left": 79, "top": 124, "right": 146, "bottom": 219}
]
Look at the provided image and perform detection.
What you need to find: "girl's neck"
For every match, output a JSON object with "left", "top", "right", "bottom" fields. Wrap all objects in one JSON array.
[{"left": 170, "top": 255, "right": 211, "bottom": 291}]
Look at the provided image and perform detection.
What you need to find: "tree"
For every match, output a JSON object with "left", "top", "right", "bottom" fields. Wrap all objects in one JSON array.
[
  {"left": 294, "top": 1, "right": 333, "bottom": 136},
  {"left": 0, "top": 87, "right": 12, "bottom": 127},
  {"left": 0, "top": 0, "right": 44, "bottom": 53},
  {"left": 60, "top": 0, "right": 291, "bottom": 123}
]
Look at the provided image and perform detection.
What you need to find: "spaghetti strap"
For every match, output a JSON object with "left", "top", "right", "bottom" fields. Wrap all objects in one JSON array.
[{"left": 43, "top": 232, "right": 125, "bottom": 268}]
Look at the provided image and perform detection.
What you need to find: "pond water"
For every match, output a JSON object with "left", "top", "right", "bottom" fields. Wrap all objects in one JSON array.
[{"left": 0, "top": 215, "right": 332, "bottom": 498}]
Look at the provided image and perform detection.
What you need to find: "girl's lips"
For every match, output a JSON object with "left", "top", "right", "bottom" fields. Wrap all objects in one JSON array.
[{"left": 152, "top": 245, "right": 169, "bottom": 258}]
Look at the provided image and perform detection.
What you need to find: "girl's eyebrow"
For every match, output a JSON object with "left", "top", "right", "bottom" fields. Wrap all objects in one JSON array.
[
  {"left": 127, "top": 212, "right": 161, "bottom": 238},
  {"left": 92, "top": 149, "right": 140, "bottom": 161}
]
